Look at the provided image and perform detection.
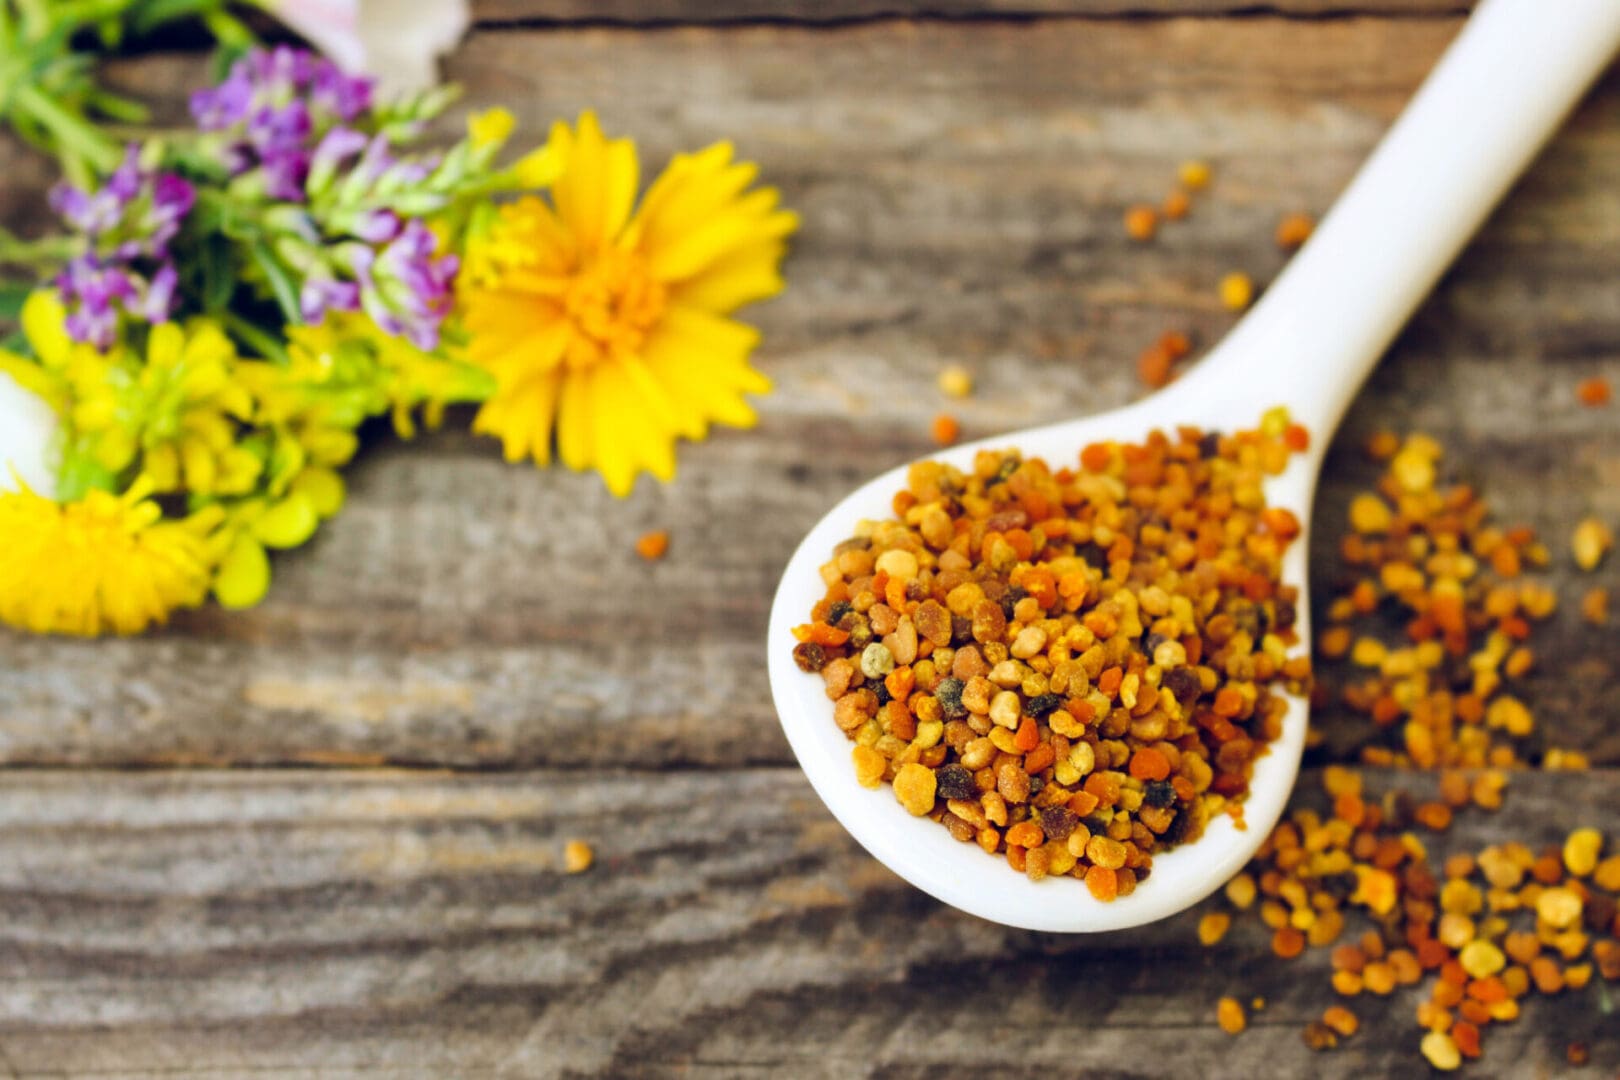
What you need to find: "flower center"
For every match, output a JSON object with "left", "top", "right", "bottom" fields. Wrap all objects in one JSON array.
[{"left": 561, "top": 249, "right": 666, "bottom": 366}]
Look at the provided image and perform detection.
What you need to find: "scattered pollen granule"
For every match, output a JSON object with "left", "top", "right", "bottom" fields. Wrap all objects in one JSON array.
[
  {"left": 563, "top": 840, "right": 594, "bottom": 874},
  {"left": 1275, "top": 213, "right": 1315, "bottom": 249},
  {"left": 1219, "top": 272, "right": 1254, "bottom": 311},
  {"left": 1125, "top": 204, "right": 1159, "bottom": 242},
  {"left": 635, "top": 530, "right": 670, "bottom": 561}
]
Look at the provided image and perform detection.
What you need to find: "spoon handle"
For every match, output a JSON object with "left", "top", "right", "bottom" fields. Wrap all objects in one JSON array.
[{"left": 1171, "top": 0, "right": 1620, "bottom": 444}]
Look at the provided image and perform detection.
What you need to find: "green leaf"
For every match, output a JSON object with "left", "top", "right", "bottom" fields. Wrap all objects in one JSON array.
[
  {"left": 87, "top": 88, "right": 149, "bottom": 123},
  {"left": 54, "top": 441, "right": 122, "bottom": 503},
  {"left": 198, "top": 234, "right": 234, "bottom": 312},
  {"left": 128, "top": 0, "right": 224, "bottom": 33},
  {"left": 249, "top": 240, "right": 302, "bottom": 326},
  {"left": 0, "top": 281, "right": 35, "bottom": 320}
]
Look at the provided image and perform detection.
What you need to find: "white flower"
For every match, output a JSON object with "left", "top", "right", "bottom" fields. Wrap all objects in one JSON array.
[
  {"left": 0, "top": 371, "right": 58, "bottom": 497},
  {"left": 260, "top": 0, "right": 471, "bottom": 96}
]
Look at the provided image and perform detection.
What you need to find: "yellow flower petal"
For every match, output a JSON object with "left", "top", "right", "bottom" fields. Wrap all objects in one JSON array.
[
  {"left": 147, "top": 321, "right": 185, "bottom": 369},
  {"left": 251, "top": 490, "right": 319, "bottom": 549},
  {"left": 641, "top": 305, "right": 770, "bottom": 434},
  {"left": 0, "top": 482, "right": 215, "bottom": 636},
  {"left": 584, "top": 359, "right": 680, "bottom": 496},
  {"left": 463, "top": 291, "right": 569, "bottom": 380},
  {"left": 550, "top": 111, "right": 639, "bottom": 253},
  {"left": 670, "top": 238, "right": 792, "bottom": 313},
  {"left": 144, "top": 443, "right": 179, "bottom": 491},
  {"left": 631, "top": 143, "right": 799, "bottom": 293},
  {"left": 514, "top": 144, "right": 562, "bottom": 188},
  {"left": 291, "top": 466, "right": 346, "bottom": 519},
  {"left": 0, "top": 349, "right": 65, "bottom": 409},
  {"left": 555, "top": 364, "right": 596, "bottom": 472},
  {"left": 472, "top": 369, "right": 563, "bottom": 466},
  {"left": 181, "top": 438, "right": 217, "bottom": 493},
  {"left": 629, "top": 142, "right": 753, "bottom": 252},
  {"left": 215, "top": 532, "right": 271, "bottom": 610},
  {"left": 469, "top": 106, "right": 515, "bottom": 149},
  {"left": 21, "top": 291, "right": 72, "bottom": 367}
]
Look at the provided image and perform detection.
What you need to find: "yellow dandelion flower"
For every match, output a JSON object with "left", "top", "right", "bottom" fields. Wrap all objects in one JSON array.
[
  {"left": 0, "top": 478, "right": 220, "bottom": 636},
  {"left": 459, "top": 110, "right": 798, "bottom": 496}
]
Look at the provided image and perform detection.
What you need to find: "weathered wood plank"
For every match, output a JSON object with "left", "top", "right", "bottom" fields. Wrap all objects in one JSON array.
[
  {"left": 0, "top": 766, "right": 1613, "bottom": 1076},
  {"left": 4, "top": 18, "right": 1619, "bottom": 768},
  {"left": 470, "top": 0, "right": 1476, "bottom": 25}
]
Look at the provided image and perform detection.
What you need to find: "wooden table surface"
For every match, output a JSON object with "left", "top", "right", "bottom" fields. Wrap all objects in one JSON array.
[{"left": 3, "top": 2, "right": 1619, "bottom": 1076}]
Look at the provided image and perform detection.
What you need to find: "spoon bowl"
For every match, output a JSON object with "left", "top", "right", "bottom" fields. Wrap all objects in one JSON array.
[
  {"left": 767, "top": 395, "right": 1320, "bottom": 931},
  {"left": 768, "top": 0, "right": 1620, "bottom": 932}
]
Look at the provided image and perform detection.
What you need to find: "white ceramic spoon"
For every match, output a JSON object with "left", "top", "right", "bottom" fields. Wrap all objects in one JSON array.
[{"left": 768, "top": 0, "right": 1620, "bottom": 933}]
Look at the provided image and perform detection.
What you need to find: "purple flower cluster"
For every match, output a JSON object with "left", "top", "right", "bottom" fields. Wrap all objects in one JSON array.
[
  {"left": 184, "top": 48, "right": 456, "bottom": 348},
  {"left": 49, "top": 146, "right": 195, "bottom": 348},
  {"left": 291, "top": 129, "right": 456, "bottom": 346},
  {"left": 191, "top": 46, "right": 373, "bottom": 200},
  {"left": 359, "top": 221, "right": 459, "bottom": 351},
  {"left": 304, "top": 221, "right": 458, "bottom": 351}
]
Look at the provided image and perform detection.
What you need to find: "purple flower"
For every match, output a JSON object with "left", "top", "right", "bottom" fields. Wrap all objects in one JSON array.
[
  {"left": 50, "top": 145, "right": 194, "bottom": 262},
  {"left": 299, "top": 274, "right": 363, "bottom": 324},
  {"left": 144, "top": 173, "right": 197, "bottom": 252},
  {"left": 247, "top": 98, "right": 312, "bottom": 156},
  {"left": 191, "top": 46, "right": 378, "bottom": 202},
  {"left": 55, "top": 255, "right": 172, "bottom": 350},
  {"left": 104, "top": 147, "right": 144, "bottom": 201},
  {"left": 359, "top": 220, "right": 458, "bottom": 350},
  {"left": 260, "top": 149, "right": 313, "bottom": 202},
  {"left": 136, "top": 263, "right": 181, "bottom": 324},
  {"left": 50, "top": 146, "right": 142, "bottom": 238},
  {"left": 190, "top": 69, "right": 254, "bottom": 130},
  {"left": 311, "top": 63, "right": 372, "bottom": 123},
  {"left": 48, "top": 147, "right": 196, "bottom": 347},
  {"left": 306, "top": 126, "right": 368, "bottom": 191},
  {"left": 351, "top": 209, "right": 402, "bottom": 244}
]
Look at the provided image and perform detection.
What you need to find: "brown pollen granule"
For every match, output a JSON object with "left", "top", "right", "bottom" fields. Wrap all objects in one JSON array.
[{"left": 792, "top": 413, "right": 1312, "bottom": 896}]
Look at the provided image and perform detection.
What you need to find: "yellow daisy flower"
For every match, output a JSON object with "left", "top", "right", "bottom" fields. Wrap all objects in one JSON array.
[
  {"left": 459, "top": 111, "right": 798, "bottom": 496},
  {"left": 0, "top": 478, "right": 220, "bottom": 636}
]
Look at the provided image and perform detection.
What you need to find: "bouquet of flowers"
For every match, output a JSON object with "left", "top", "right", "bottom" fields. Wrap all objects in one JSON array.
[{"left": 0, "top": 2, "right": 796, "bottom": 636}]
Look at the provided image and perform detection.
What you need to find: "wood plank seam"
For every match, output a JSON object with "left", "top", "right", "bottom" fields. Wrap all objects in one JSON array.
[{"left": 468, "top": 6, "right": 1475, "bottom": 32}]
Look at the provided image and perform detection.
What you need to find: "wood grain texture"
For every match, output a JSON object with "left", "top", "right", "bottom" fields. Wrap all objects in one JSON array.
[
  {"left": 470, "top": 0, "right": 1476, "bottom": 25},
  {"left": 0, "top": 766, "right": 1613, "bottom": 1077},
  {"left": 2, "top": 11, "right": 1617, "bottom": 1079},
  {"left": 6, "top": 17, "right": 1619, "bottom": 769}
]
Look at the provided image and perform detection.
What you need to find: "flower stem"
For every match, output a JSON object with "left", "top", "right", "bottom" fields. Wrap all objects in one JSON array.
[
  {"left": 0, "top": 226, "right": 77, "bottom": 269},
  {"left": 12, "top": 83, "right": 123, "bottom": 184},
  {"left": 221, "top": 310, "right": 289, "bottom": 364}
]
